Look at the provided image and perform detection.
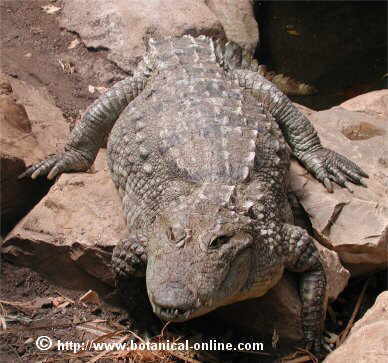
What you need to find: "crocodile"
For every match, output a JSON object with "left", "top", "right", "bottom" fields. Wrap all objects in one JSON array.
[{"left": 20, "top": 35, "right": 368, "bottom": 353}]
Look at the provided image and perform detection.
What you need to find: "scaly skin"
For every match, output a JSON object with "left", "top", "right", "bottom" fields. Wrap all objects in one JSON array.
[{"left": 20, "top": 35, "right": 368, "bottom": 355}]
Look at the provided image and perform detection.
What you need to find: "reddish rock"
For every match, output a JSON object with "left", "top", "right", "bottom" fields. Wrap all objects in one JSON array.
[
  {"left": 8, "top": 77, "right": 68, "bottom": 156},
  {"left": 2, "top": 151, "right": 126, "bottom": 290},
  {"left": 340, "top": 89, "right": 388, "bottom": 118},
  {"left": 0, "top": 74, "right": 68, "bottom": 235},
  {"left": 324, "top": 291, "right": 388, "bottom": 363},
  {"left": 206, "top": 0, "right": 259, "bottom": 52}
]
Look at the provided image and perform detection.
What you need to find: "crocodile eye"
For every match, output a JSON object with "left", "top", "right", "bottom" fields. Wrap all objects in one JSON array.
[{"left": 209, "top": 235, "right": 230, "bottom": 249}]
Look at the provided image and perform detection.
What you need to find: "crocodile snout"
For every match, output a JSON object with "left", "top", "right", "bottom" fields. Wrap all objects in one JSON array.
[{"left": 150, "top": 282, "right": 195, "bottom": 322}]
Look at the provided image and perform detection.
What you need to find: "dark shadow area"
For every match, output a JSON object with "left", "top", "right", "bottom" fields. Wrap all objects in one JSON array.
[
  {"left": 1, "top": 157, "right": 54, "bottom": 237},
  {"left": 327, "top": 269, "right": 387, "bottom": 334},
  {"left": 253, "top": 1, "right": 387, "bottom": 109}
]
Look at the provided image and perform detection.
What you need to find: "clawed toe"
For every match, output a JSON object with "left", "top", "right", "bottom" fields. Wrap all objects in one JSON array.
[{"left": 302, "top": 148, "right": 368, "bottom": 193}]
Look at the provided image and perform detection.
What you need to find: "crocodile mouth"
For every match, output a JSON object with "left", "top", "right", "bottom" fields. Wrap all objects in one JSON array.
[{"left": 151, "top": 303, "right": 195, "bottom": 322}]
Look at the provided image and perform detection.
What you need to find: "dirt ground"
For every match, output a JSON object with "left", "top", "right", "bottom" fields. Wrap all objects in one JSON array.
[
  {"left": 1, "top": 258, "right": 386, "bottom": 362},
  {"left": 1, "top": 1, "right": 387, "bottom": 362},
  {"left": 1, "top": 0, "right": 127, "bottom": 122},
  {"left": 0, "top": 261, "right": 125, "bottom": 362},
  {"left": 0, "top": 260, "right": 278, "bottom": 362}
]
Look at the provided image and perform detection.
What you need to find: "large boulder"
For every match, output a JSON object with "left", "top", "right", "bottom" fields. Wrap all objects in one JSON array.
[
  {"left": 291, "top": 91, "right": 388, "bottom": 275},
  {"left": 60, "top": 0, "right": 258, "bottom": 73},
  {"left": 206, "top": 0, "right": 259, "bottom": 52},
  {"left": 324, "top": 291, "right": 388, "bottom": 363},
  {"left": 0, "top": 74, "right": 68, "bottom": 235},
  {"left": 60, "top": 0, "right": 224, "bottom": 73}
]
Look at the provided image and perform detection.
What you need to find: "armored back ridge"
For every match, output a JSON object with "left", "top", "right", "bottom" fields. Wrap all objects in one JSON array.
[{"left": 20, "top": 35, "right": 368, "bottom": 355}]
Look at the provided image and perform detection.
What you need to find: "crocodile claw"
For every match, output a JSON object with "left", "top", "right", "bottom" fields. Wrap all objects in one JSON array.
[
  {"left": 18, "top": 151, "right": 91, "bottom": 180},
  {"left": 299, "top": 147, "right": 368, "bottom": 193}
]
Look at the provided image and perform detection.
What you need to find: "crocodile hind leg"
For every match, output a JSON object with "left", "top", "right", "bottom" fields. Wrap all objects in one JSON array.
[
  {"left": 112, "top": 236, "right": 161, "bottom": 337},
  {"left": 282, "top": 223, "right": 327, "bottom": 355}
]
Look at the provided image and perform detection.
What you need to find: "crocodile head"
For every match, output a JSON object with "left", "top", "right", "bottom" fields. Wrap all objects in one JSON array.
[{"left": 146, "top": 184, "right": 255, "bottom": 322}]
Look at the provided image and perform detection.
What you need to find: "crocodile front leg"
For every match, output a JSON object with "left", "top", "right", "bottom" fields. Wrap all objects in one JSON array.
[
  {"left": 282, "top": 223, "right": 326, "bottom": 354},
  {"left": 112, "top": 236, "right": 160, "bottom": 336},
  {"left": 233, "top": 69, "right": 368, "bottom": 192},
  {"left": 19, "top": 72, "right": 149, "bottom": 180},
  {"left": 112, "top": 235, "right": 147, "bottom": 278}
]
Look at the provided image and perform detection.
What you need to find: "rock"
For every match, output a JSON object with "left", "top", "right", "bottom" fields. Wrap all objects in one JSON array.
[
  {"left": 206, "top": 0, "right": 259, "bottom": 52},
  {"left": 290, "top": 105, "right": 388, "bottom": 275},
  {"left": 0, "top": 78, "right": 41, "bottom": 164},
  {"left": 60, "top": 0, "right": 258, "bottom": 73},
  {"left": 324, "top": 291, "right": 388, "bottom": 363},
  {"left": 0, "top": 75, "right": 68, "bottom": 235},
  {"left": 340, "top": 89, "right": 388, "bottom": 118},
  {"left": 2, "top": 151, "right": 126, "bottom": 291},
  {"left": 60, "top": 0, "right": 225, "bottom": 73},
  {"left": 8, "top": 77, "right": 68, "bottom": 155}
]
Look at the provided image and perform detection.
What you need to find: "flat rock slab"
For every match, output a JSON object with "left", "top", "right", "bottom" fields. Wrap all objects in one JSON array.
[
  {"left": 340, "top": 89, "right": 388, "bottom": 118},
  {"left": 291, "top": 94, "right": 388, "bottom": 275},
  {"left": 3, "top": 151, "right": 126, "bottom": 290},
  {"left": 324, "top": 291, "right": 388, "bottom": 363}
]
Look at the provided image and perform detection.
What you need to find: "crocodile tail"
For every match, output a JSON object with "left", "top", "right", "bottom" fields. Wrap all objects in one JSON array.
[
  {"left": 213, "top": 38, "right": 317, "bottom": 96},
  {"left": 257, "top": 65, "right": 317, "bottom": 96}
]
